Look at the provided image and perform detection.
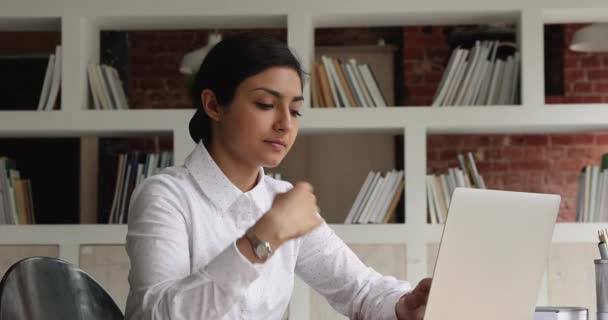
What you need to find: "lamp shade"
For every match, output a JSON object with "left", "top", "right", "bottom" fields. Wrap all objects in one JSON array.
[
  {"left": 179, "top": 33, "right": 222, "bottom": 75},
  {"left": 570, "top": 23, "right": 608, "bottom": 52}
]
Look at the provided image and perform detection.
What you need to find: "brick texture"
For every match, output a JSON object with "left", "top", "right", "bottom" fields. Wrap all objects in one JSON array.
[
  {"left": 546, "top": 24, "right": 608, "bottom": 104},
  {"left": 428, "top": 133, "right": 608, "bottom": 221},
  {"left": 128, "top": 29, "right": 286, "bottom": 109}
]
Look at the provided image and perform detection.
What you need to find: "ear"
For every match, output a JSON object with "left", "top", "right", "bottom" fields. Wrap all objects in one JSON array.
[{"left": 201, "top": 89, "right": 223, "bottom": 122}]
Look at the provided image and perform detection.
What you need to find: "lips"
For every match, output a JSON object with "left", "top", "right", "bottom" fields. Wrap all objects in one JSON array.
[{"left": 265, "top": 139, "right": 287, "bottom": 147}]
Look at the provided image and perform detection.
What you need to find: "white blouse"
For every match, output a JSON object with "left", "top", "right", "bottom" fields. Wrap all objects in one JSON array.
[{"left": 124, "top": 142, "right": 411, "bottom": 320}]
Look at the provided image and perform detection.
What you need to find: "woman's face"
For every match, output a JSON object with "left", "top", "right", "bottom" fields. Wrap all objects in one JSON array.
[{"left": 215, "top": 66, "right": 303, "bottom": 169}]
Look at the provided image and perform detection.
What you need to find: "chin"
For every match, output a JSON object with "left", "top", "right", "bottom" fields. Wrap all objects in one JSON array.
[{"left": 261, "top": 156, "right": 284, "bottom": 168}]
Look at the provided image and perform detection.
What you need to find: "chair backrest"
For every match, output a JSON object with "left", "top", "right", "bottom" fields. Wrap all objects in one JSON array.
[{"left": 0, "top": 256, "right": 123, "bottom": 320}]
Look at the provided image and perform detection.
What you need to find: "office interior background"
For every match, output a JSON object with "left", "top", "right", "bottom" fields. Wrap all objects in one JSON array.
[{"left": 1, "top": 0, "right": 608, "bottom": 318}]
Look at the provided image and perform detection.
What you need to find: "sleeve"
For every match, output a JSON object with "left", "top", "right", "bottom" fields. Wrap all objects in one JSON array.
[
  {"left": 124, "top": 177, "right": 261, "bottom": 320},
  {"left": 295, "top": 223, "right": 412, "bottom": 320}
]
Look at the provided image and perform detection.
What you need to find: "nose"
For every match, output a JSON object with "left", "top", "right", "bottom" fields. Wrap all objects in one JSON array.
[{"left": 273, "top": 106, "right": 293, "bottom": 132}]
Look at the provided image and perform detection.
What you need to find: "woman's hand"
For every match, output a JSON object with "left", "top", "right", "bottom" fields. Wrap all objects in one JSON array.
[
  {"left": 255, "top": 181, "right": 324, "bottom": 248},
  {"left": 395, "top": 278, "right": 432, "bottom": 320}
]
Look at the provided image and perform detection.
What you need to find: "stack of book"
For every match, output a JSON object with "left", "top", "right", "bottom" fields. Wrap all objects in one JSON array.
[
  {"left": 427, "top": 152, "right": 485, "bottom": 224},
  {"left": 432, "top": 40, "right": 520, "bottom": 107},
  {"left": 576, "top": 153, "right": 608, "bottom": 222},
  {"left": 87, "top": 63, "right": 129, "bottom": 110},
  {"left": 344, "top": 169, "right": 404, "bottom": 224},
  {"left": 107, "top": 151, "right": 173, "bottom": 224},
  {"left": 312, "top": 55, "right": 387, "bottom": 108},
  {"left": 0, "top": 157, "right": 35, "bottom": 225}
]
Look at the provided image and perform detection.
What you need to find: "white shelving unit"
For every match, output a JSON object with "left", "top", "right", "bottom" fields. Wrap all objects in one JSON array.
[{"left": 2, "top": 0, "right": 608, "bottom": 318}]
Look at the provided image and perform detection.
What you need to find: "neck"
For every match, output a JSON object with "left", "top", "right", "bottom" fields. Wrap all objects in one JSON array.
[{"left": 206, "top": 141, "right": 259, "bottom": 192}]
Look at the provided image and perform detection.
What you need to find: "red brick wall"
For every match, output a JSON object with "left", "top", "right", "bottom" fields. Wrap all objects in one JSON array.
[
  {"left": 546, "top": 24, "right": 608, "bottom": 104},
  {"left": 402, "top": 26, "right": 448, "bottom": 106},
  {"left": 128, "top": 29, "right": 286, "bottom": 109},
  {"left": 428, "top": 133, "right": 608, "bottom": 221}
]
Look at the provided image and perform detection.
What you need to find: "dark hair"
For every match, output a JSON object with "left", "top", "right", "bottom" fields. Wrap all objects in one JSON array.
[{"left": 189, "top": 33, "right": 305, "bottom": 144}]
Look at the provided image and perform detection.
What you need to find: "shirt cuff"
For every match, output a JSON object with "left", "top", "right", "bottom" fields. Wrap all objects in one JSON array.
[
  {"left": 383, "top": 290, "right": 409, "bottom": 320},
  {"left": 202, "top": 240, "right": 260, "bottom": 296}
]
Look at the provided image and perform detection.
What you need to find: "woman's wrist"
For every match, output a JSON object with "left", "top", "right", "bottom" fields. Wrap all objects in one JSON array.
[{"left": 254, "top": 210, "right": 285, "bottom": 249}]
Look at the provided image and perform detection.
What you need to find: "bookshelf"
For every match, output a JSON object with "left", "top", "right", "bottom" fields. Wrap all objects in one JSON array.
[{"left": 1, "top": 2, "right": 608, "bottom": 319}]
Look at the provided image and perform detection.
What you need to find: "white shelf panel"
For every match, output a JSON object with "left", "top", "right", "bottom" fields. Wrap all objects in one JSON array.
[
  {"left": 2, "top": 106, "right": 608, "bottom": 136},
  {"left": 0, "top": 17, "right": 61, "bottom": 31},
  {"left": 90, "top": 14, "right": 287, "bottom": 30},
  {"left": 0, "top": 110, "right": 192, "bottom": 137},
  {"left": 303, "top": 105, "right": 608, "bottom": 134},
  {"left": 0, "top": 225, "right": 127, "bottom": 245},
  {"left": 313, "top": 10, "right": 518, "bottom": 28}
]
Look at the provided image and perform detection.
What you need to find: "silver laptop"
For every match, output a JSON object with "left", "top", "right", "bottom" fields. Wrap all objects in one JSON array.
[{"left": 424, "top": 188, "right": 561, "bottom": 320}]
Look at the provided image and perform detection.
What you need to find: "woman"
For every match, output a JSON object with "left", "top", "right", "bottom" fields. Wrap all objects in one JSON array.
[{"left": 125, "top": 33, "right": 431, "bottom": 320}]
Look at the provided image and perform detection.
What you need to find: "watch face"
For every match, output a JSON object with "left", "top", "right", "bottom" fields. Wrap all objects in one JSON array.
[{"left": 254, "top": 241, "right": 272, "bottom": 259}]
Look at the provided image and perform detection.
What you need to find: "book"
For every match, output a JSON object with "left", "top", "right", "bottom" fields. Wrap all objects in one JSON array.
[
  {"left": 43, "top": 45, "right": 62, "bottom": 111},
  {"left": 37, "top": 54, "right": 55, "bottom": 110},
  {"left": 534, "top": 306, "right": 587, "bottom": 320},
  {"left": 359, "top": 64, "right": 387, "bottom": 107}
]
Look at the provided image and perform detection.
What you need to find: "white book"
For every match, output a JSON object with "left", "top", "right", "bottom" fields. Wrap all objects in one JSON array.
[
  {"left": 7, "top": 184, "right": 17, "bottom": 224},
  {"left": 427, "top": 175, "right": 438, "bottom": 224},
  {"left": 118, "top": 159, "right": 133, "bottom": 224},
  {"left": 357, "top": 174, "right": 386, "bottom": 223},
  {"left": 453, "top": 168, "right": 463, "bottom": 188},
  {"left": 576, "top": 171, "right": 584, "bottom": 222},
  {"left": 432, "top": 176, "right": 448, "bottom": 223},
  {"left": 96, "top": 64, "right": 115, "bottom": 110},
  {"left": 583, "top": 165, "right": 591, "bottom": 222},
  {"left": 107, "top": 66, "right": 129, "bottom": 109},
  {"left": 371, "top": 170, "right": 399, "bottom": 223},
  {"left": 322, "top": 55, "right": 350, "bottom": 107},
  {"left": 590, "top": 165, "right": 599, "bottom": 222},
  {"left": 86, "top": 64, "right": 101, "bottom": 110},
  {"left": 352, "top": 172, "right": 381, "bottom": 223},
  {"left": 365, "top": 171, "right": 394, "bottom": 224},
  {"left": 374, "top": 170, "right": 404, "bottom": 223},
  {"left": 136, "top": 163, "right": 145, "bottom": 187},
  {"left": 343, "top": 63, "right": 365, "bottom": 107},
  {"left": 487, "top": 59, "right": 505, "bottom": 105},
  {"left": 444, "top": 55, "right": 469, "bottom": 106},
  {"left": 37, "top": 54, "right": 55, "bottom": 111},
  {"left": 432, "top": 47, "right": 462, "bottom": 107},
  {"left": 510, "top": 52, "right": 521, "bottom": 104},
  {"left": 146, "top": 153, "right": 158, "bottom": 177},
  {"left": 359, "top": 64, "right": 387, "bottom": 107},
  {"left": 465, "top": 42, "right": 492, "bottom": 105},
  {"left": 440, "top": 174, "right": 451, "bottom": 206},
  {"left": 348, "top": 58, "right": 374, "bottom": 107},
  {"left": 498, "top": 55, "right": 515, "bottom": 105},
  {"left": 44, "top": 45, "right": 62, "bottom": 111},
  {"left": 598, "top": 170, "right": 607, "bottom": 222},
  {"left": 467, "top": 152, "right": 486, "bottom": 189},
  {"left": 454, "top": 41, "right": 481, "bottom": 106},
  {"left": 476, "top": 40, "right": 499, "bottom": 105},
  {"left": 344, "top": 171, "right": 374, "bottom": 224},
  {"left": 102, "top": 66, "right": 121, "bottom": 110},
  {"left": 109, "top": 154, "right": 126, "bottom": 224},
  {"left": 601, "top": 169, "right": 608, "bottom": 222}
]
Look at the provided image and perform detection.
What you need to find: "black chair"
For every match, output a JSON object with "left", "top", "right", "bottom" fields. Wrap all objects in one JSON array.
[{"left": 0, "top": 256, "right": 123, "bottom": 320}]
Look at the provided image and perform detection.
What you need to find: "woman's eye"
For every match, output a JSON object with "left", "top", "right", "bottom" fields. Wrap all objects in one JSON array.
[
  {"left": 256, "top": 102, "right": 273, "bottom": 109},
  {"left": 291, "top": 110, "right": 302, "bottom": 117}
]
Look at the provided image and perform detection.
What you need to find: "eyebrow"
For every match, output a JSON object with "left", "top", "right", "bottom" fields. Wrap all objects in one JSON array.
[{"left": 253, "top": 87, "right": 304, "bottom": 102}]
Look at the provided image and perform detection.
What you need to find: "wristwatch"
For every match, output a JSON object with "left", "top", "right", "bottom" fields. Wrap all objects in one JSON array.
[{"left": 245, "top": 226, "right": 273, "bottom": 261}]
